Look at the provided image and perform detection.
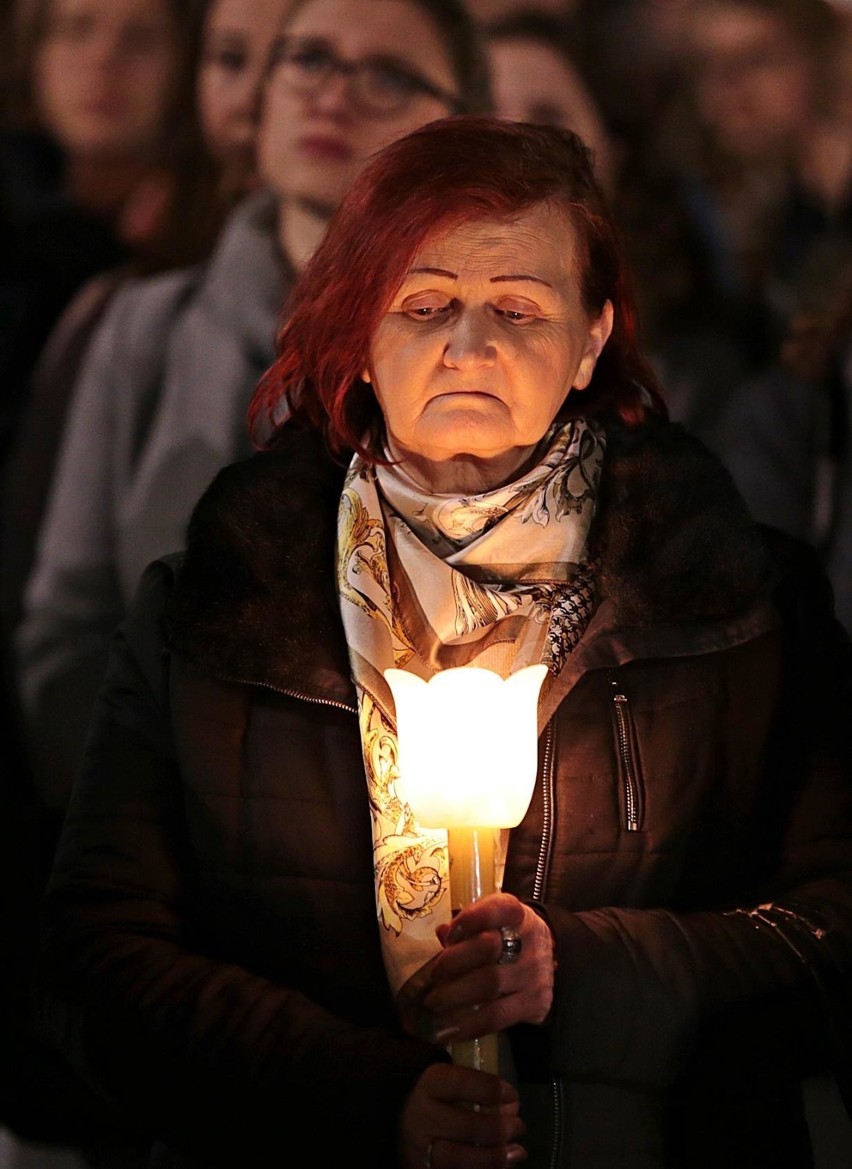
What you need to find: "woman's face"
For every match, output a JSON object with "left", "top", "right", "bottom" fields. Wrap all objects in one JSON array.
[
  {"left": 366, "top": 201, "right": 613, "bottom": 494},
  {"left": 34, "top": 0, "right": 180, "bottom": 160},
  {"left": 488, "top": 36, "right": 617, "bottom": 190},
  {"left": 689, "top": 3, "right": 816, "bottom": 160},
  {"left": 258, "top": 0, "right": 458, "bottom": 210},
  {"left": 196, "top": 0, "right": 288, "bottom": 192}
]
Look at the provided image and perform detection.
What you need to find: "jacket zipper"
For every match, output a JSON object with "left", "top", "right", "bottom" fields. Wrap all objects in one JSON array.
[
  {"left": 609, "top": 672, "right": 644, "bottom": 832},
  {"left": 216, "top": 673, "right": 358, "bottom": 714},
  {"left": 531, "top": 721, "right": 563, "bottom": 1168},
  {"left": 546, "top": 1076, "right": 564, "bottom": 1169},
  {"left": 533, "top": 721, "right": 556, "bottom": 902}
]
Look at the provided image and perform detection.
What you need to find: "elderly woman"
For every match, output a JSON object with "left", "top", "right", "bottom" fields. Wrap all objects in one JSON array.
[{"left": 37, "top": 118, "right": 852, "bottom": 1169}]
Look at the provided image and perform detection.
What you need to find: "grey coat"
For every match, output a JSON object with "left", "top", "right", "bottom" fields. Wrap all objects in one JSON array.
[{"left": 15, "top": 189, "right": 292, "bottom": 810}]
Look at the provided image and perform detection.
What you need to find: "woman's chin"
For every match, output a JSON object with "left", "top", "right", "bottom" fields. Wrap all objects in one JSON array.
[{"left": 397, "top": 444, "right": 536, "bottom": 496}]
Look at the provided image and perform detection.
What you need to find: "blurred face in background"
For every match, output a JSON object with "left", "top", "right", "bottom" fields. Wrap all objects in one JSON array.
[
  {"left": 196, "top": 0, "right": 289, "bottom": 193},
  {"left": 33, "top": 0, "right": 180, "bottom": 160},
  {"left": 689, "top": 2, "right": 817, "bottom": 160},
  {"left": 488, "top": 34, "right": 617, "bottom": 191},
  {"left": 258, "top": 0, "right": 459, "bottom": 213}
]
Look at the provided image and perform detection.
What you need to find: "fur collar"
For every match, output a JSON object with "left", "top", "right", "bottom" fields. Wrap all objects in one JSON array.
[{"left": 167, "top": 418, "right": 772, "bottom": 692}]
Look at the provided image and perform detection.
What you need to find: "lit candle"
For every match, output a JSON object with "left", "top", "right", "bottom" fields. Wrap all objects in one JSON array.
[{"left": 385, "top": 665, "right": 547, "bottom": 1074}]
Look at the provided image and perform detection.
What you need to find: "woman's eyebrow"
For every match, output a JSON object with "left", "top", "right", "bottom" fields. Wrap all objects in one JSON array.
[
  {"left": 491, "top": 274, "right": 553, "bottom": 287},
  {"left": 408, "top": 267, "right": 457, "bottom": 278},
  {"left": 407, "top": 267, "right": 552, "bottom": 288}
]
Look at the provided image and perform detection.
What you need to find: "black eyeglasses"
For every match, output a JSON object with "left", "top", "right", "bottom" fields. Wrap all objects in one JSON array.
[{"left": 270, "top": 37, "right": 461, "bottom": 118}]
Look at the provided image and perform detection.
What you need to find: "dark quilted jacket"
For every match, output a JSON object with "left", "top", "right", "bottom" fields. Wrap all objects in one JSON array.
[{"left": 37, "top": 418, "right": 852, "bottom": 1168}]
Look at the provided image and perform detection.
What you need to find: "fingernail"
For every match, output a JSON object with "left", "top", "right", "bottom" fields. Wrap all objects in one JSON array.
[
  {"left": 506, "top": 1145, "right": 527, "bottom": 1164},
  {"left": 434, "top": 1026, "right": 459, "bottom": 1044}
]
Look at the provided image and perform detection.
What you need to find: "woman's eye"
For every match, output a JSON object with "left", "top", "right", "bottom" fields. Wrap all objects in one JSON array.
[
  {"left": 496, "top": 307, "right": 536, "bottom": 323},
  {"left": 367, "top": 64, "right": 420, "bottom": 98},
  {"left": 402, "top": 298, "right": 451, "bottom": 319},
  {"left": 47, "top": 13, "right": 94, "bottom": 41},
  {"left": 207, "top": 47, "right": 246, "bottom": 71},
  {"left": 290, "top": 47, "right": 334, "bottom": 75}
]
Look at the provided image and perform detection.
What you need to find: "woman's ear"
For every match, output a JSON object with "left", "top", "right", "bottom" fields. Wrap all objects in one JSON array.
[{"left": 572, "top": 300, "right": 614, "bottom": 391}]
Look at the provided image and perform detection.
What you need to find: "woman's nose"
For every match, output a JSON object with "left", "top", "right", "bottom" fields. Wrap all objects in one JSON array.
[
  {"left": 83, "top": 29, "right": 123, "bottom": 70},
  {"left": 240, "top": 65, "right": 268, "bottom": 125},
  {"left": 309, "top": 70, "right": 352, "bottom": 117},
  {"left": 442, "top": 312, "right": 497, "bottom": 369}
]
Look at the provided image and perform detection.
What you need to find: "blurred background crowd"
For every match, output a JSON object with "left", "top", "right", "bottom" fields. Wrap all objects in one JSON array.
[{"left": 0, "top": 0, "right": 851, "bottom": 1166}]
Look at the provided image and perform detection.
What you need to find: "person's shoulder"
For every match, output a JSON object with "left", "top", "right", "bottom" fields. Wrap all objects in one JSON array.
[
  {"left": 104, "top": 261, "right": 207, "bottom": 324},
  {"left": 186, "top": 427, "right": 348, "bottom": 538},
  {"left": 176, "top": 428, "right": 346, "bottom": 596},
  {"left": 168, "top": 429, "right": 350, "bottom": 681},
  {"left": 80, "top": 261, "right": 209, "bottom": 379},
  {"left": 602, "top": 414, "right": 747, "bottom": 507},
  {"left": 596, "top": 414, "right": 774, "bottom": 624}
]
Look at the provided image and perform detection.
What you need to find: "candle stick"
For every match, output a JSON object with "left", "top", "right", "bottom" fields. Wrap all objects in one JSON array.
[
  {"left": 446, "top": 824, "right": 499, "bottom": 1073},
  {"left": 385, "top": 665, "right": 547, "bottom": 1075}
]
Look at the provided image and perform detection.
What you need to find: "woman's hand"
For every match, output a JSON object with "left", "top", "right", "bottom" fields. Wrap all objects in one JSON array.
[
  {"left": 426, "top": 893, "right": 556, "bottom": 1044},
  {"left": 399, "top": 1062, "right": 526, "bottom": 1169}
]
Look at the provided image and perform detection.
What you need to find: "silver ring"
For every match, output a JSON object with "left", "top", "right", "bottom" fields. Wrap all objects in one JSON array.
[
  {"left": 423, "top": 1138, "right": 435, "bottom": 1169},
  {"left": 499, "top": 926, "right": 523, "bottom": 964}
]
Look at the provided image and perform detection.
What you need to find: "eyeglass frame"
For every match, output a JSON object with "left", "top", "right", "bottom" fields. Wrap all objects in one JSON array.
[{"left": 268, "top": 35, "right": 463, "bottom": 119}]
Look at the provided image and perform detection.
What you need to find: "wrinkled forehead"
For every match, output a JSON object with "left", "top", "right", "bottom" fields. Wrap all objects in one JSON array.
[
  {"left": 363, "top": 205, "right": 588, "bottom": 326},
  {"left": 408, "top": 201, "right": 581, "bottom": 275}
]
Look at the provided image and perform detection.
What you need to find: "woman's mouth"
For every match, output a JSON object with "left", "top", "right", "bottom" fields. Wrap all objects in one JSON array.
[{"left": 297, "top": 135, "right": 354, "bottom": 162}]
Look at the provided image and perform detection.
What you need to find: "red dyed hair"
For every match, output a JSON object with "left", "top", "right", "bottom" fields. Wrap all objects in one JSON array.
[{"left": 250, "top": 116, "right": 667, "bottom": 457}]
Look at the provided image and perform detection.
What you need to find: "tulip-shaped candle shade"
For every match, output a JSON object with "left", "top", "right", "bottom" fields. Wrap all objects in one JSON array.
[{"left": 385, "top": 664, "right": 547, "bottom": 1074}]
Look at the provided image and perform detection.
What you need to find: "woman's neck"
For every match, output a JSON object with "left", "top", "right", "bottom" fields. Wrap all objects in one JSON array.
[
  {"left": 277, "top": 197, "right": 335, "bottom": 271},
  {"left": 386, "top": 439, "right": 544, "bottom": 496},
  {"left": 65, "top": 154, "right": 156, "bottom": 218}
]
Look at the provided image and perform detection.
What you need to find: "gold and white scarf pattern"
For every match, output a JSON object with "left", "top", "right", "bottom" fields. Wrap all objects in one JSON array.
[{"left": 337, "top": 418, "right": 605, "bottom": 996}]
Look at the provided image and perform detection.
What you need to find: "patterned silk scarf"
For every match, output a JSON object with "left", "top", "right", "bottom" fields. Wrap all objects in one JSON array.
[{"left": 337, "top": 418, "right": 605, "bottom": 997}]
